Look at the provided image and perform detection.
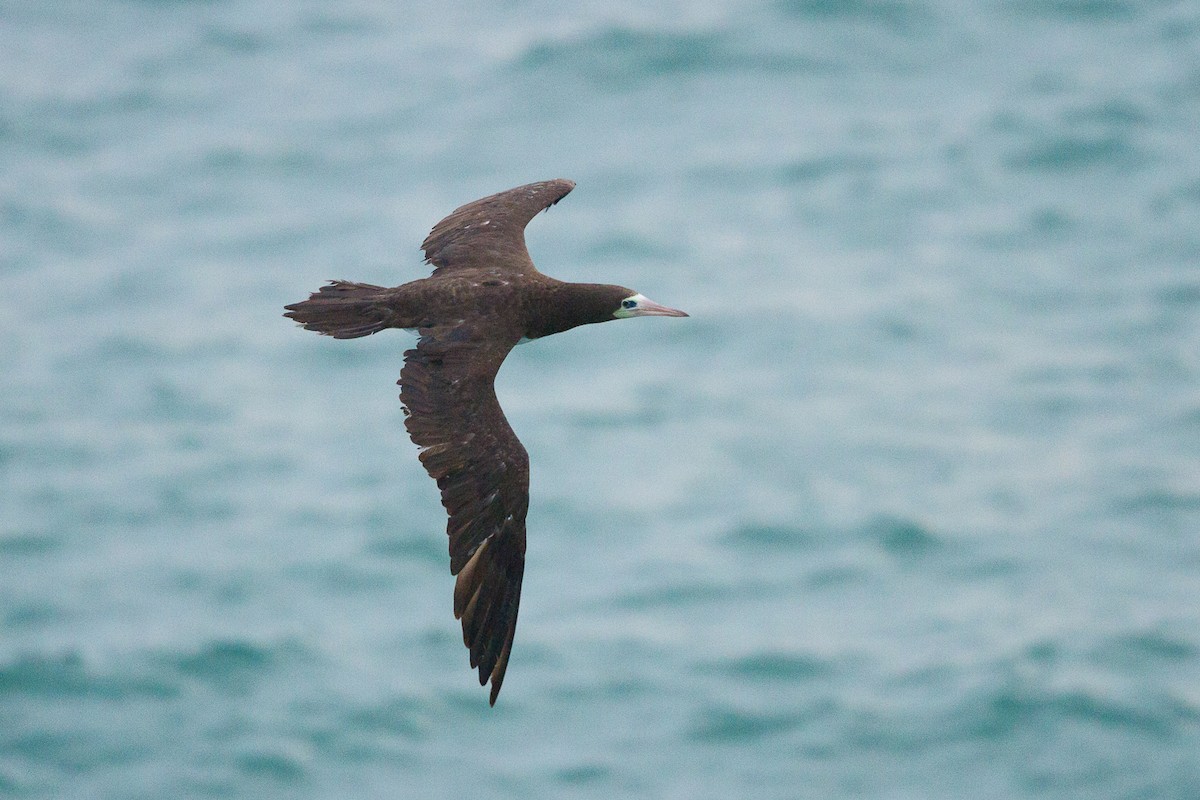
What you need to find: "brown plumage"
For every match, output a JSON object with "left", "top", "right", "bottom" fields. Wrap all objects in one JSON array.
[{"left": 285, "top": 179, "right": 686, "bottom": 704}]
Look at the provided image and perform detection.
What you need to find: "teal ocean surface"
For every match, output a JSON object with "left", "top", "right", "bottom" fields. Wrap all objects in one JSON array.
[{"left": 3, "top": 1, "right": 1199, "bottom": 797}]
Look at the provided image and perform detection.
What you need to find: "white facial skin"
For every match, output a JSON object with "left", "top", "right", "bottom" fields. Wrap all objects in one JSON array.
[{"left": 613, "top": 293, "right": 689, "bottom": 319}]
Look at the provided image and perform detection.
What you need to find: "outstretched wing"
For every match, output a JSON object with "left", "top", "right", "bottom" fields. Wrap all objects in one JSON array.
[
  {"left": 399, "top": 320, "right": 528, "bottom": 705},
  {"left": 421, "top": 179, "right": 575, "bottom": 275}
]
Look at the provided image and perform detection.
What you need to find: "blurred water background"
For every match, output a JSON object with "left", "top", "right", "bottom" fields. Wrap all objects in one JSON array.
[{"left": 2, "top": 1, "right": 1199, "bottom": 797}]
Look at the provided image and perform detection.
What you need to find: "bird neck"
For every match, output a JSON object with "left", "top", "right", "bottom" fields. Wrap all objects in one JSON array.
[{"left": 524, "top": 282, "right": 624, "bottom": 340}]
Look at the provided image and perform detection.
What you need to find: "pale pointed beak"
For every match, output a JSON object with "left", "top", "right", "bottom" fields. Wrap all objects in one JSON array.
[{"left": 629, "top": 298, "right": 689, "bottom": 318}]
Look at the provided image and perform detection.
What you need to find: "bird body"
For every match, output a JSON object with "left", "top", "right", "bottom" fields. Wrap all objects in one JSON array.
[
  {"left": 289, "top": 273, "right": 653, "bottom": 342},
  {"left": 285, "top": 180, "right": 686, "bottom": 704}
]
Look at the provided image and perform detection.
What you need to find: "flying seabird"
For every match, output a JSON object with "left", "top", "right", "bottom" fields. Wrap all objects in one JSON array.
[{"left": 284, "top": 179, "right": 687, "bottom": 704}]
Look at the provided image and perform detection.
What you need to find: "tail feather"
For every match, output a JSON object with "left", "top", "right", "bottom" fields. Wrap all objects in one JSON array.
[{"left": 284, "top": 281, "right": 394, "bottom": 339}]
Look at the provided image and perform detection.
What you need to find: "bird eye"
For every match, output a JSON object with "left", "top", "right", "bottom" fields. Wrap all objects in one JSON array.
[{"left": 622, "top": 299, "right": 637, "bottom": 309}]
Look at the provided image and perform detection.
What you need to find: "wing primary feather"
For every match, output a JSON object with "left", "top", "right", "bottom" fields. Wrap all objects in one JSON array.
[
  {"left": 420, "top": 179, "right": 575, "bottom": 274},
  {"left": 398, "top": 323, "right": 529, "bottom": 704}
]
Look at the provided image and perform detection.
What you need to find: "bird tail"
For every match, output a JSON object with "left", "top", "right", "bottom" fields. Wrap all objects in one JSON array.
[{"left": 284, "top": 281, "right": 394, "bottom": 339}]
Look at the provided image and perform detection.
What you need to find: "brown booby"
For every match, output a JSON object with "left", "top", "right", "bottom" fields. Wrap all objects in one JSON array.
[{"left": 284, "top": 179, "right": 687, "bottom": 704}]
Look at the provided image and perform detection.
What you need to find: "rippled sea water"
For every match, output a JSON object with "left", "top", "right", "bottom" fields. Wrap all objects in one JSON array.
[{"left": 3, "top": 1, "right": 1199, "bottom": 798}]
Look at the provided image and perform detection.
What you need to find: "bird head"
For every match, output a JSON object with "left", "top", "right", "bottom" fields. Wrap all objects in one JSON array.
[{"left": 612, "top": 292, "right": 689, "bottom": 319}]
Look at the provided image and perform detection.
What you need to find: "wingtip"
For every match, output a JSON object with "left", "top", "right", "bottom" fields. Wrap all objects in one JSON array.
[
  {"left": 488, "top": 667, "right": 506, "bottom": 705},
  {"left": 484, "top": 670, "right": 503, "bottom": 706},
  {"left": 557, "top": 178, "right": 576, "bottom": 194},
  {"left": 543, "top": 178, "right": 576, "bottom": 211}
]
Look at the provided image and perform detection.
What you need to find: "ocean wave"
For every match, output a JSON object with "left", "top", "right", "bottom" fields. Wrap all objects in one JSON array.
[
  {"left": 234, "top": 748, "right": 308, "bottom": 782},
  {"left": 707, "top": 651, "right": 833, "bottom": 682},
  {"left": 962, "top": 682, "right": 1198, "bottom": 741},
  {"left": 860, "top": 516, "right": 944, "bottom": 556},
  {"left": 1008, "top": 133, "right": 1146, "bottom": 173},
  {"left": 1110, "top": 488, "right": 1200, "bottom": 515},
  {"left": 719, "top": 522, "right": 819, "bottom": 551},
  {"left": 339, "top": 696, "right": 426, "bottom": 739},
  {"left": 1000, "top": 0, "right": 1137, "bottom": 22},
  {"left": 615, "top": 579, "right": 736, "bottom": 610},
  {"left": 690, "top": 705, "right": 806, "bottom": 743},
  {"left": 776, "top": 0, "right": 934, "bottom": 31},
  {"left": 0, "top": 532, "right": 60, "bottom": 557},
  {"left": 1093, "top": 630, "right": 1198, "bottom": 667},
  {"left": 554, "top": 763, "right": 612, "bottom": 785},
  {"left": 364, "top": 533, "right": 445, "bottom": 566},
  {"left": 0, "top": 652, "right": 177, "bottom": 699},
  {"left": 514, "top": 25, "right": 825, "bottom": 85},
  {"left": 166, "top": 638, "right": 306, "bottom": 694}
]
